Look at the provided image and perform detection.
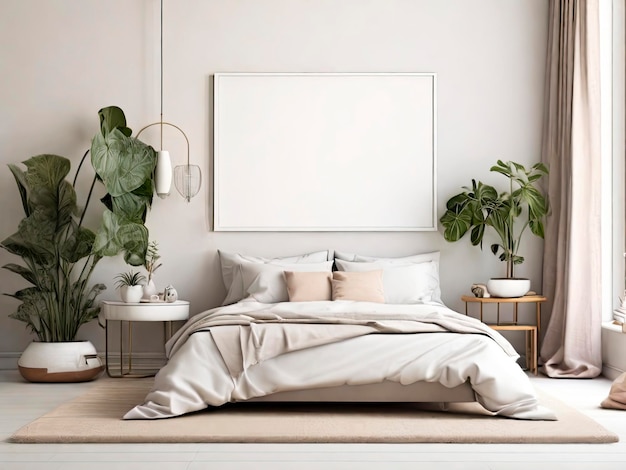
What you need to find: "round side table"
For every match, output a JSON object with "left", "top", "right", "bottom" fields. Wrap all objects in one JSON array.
[{"left": 101, "top": 300, "right": 190, "bottom": 378}]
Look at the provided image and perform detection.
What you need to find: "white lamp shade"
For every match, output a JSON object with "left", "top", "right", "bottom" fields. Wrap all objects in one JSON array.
[
  {"left": 174, "top": 164, "right": 202, "bottom": 202},
  {"left": 155, "top": 150, "right": 172, "bottom": 198}
]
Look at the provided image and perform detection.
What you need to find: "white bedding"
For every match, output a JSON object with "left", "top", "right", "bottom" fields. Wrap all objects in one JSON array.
[{"left": 124, "top": 300, "right": 556, "bottom": 420}]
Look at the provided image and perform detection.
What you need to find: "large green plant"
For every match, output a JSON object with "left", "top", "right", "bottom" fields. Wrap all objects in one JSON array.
[
  {"left": 1, "top": 155, "right": 105, "bottom": 342},
  {"left": 1, "top": 107, "right": 157, "bottom": 342},
  {"left": 90, "top": 106, "right": 157, "bottom": 266},
  {"left": 439, "top": 160, "right": 549, "bottom": 279}
]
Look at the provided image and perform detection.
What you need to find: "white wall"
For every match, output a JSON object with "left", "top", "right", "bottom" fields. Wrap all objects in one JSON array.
[{"left": 0, "top": 0, "right": 549, "bottom": 362}]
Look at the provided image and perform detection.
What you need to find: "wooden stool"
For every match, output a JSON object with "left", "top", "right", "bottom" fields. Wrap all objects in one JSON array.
[{"left": 487, "top": 324, "right": 538, "bottom": 375}]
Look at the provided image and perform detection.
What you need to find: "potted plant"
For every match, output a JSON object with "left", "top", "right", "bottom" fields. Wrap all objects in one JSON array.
[
  {"left": 114, "top": 270, "right": 146, "bottom": 303},
  {"left": 142, "top": 240, "right": 162, "bottom": 300},
  {"left": 439, "top": 160, "right": 549, "bottom": 298},
  {"left": 1, "top": 107, "right": 157, "bottom": 382}
]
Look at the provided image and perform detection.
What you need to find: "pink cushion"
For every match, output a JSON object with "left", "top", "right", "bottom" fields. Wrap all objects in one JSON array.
[
  {"left": 284, "top": 271, "right": 332, "bottom": 301},
  {"left": 331, "top": 270, "right": 385, "bottom": 303}
]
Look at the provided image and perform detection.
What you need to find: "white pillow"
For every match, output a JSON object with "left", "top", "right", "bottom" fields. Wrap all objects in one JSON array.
[
  {"left": 334, "top": 259, "right": 442, "bottom": 304},
  {"left": 218, "top": 250, "right": 330, "bottom": 305},
  {"left": 240, "top": 260, "right": 333, "bottom": 304},
  {"left": 333, "top": 250, "right": 440, "bottom": 264}
]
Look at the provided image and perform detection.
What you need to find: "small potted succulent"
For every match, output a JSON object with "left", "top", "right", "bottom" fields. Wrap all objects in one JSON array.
[{"left": 114, "top": 270, "right": 146, "bottom": 303}]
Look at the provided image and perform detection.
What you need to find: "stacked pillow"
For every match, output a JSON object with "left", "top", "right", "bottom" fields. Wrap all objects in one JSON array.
[
  {"left": 334, "top": 251, "right": 442, "bottom": 304},
  {"left": 218, "top": 250, "right": 331, "bottom": 305},
  {"left": 218, "top": 250, "right": 442, "bottom": 305}
]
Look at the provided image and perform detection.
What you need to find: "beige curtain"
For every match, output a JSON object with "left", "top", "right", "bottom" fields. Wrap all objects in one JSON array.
[{"left": 540, "top": 0, "right": 602, "bottom": 378}]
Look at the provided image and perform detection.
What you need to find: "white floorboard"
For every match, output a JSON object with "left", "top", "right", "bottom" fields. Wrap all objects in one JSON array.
[{"left": 1, "top": 370, "right": 626, "bottom": 469}]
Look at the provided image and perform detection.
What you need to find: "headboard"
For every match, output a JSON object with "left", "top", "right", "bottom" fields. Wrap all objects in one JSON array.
[{"left": 213, "top": 73, "right": 437, "bottom": 231}]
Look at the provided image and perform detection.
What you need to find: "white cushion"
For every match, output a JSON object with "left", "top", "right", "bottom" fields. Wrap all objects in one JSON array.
[
  {"left": 334, "top": 259, "right": 442, "bottom": 304},
  {"left": 242, "top": 261, "right": 333, "bottom": 304},
  {"left": 218, "top": 250, "right": 330, "bottom": 305}
]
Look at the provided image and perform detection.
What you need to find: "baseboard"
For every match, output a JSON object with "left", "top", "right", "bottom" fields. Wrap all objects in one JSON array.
[
  {"left": 0, "top": 351, "right": 166, "bottom": 371},
  {"left": 0, "top": 353, "right": 20, "bottom": 370},
  {"left": 603, "top": 364, "right": 625, "bottom": 381}
]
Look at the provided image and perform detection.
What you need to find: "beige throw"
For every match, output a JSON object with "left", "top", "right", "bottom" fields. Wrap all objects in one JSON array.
[{"left": 601, "top": 372, "right": 626, "bottom": 410}]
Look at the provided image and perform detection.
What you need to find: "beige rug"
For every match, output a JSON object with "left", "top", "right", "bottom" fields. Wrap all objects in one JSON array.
[{"left": 10, "top": 378, "right": 618, "bottom": 444}]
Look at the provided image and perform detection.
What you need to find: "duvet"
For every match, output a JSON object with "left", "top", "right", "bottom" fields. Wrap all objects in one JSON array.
[{"left": 124, "top": 300, "right": 556, "bottom": 420}]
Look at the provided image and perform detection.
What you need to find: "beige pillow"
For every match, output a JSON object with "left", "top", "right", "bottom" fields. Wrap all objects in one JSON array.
[
  {"left": 331, "top": 270, "right": 385, "bottom": 303},
  {"left": 284, "top": 271, "right": 332, "bottom": 301}
]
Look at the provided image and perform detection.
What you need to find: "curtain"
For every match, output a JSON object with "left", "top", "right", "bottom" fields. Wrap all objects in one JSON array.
[{"left": 540, "top": 0, "right": 602, "bottom": 378}]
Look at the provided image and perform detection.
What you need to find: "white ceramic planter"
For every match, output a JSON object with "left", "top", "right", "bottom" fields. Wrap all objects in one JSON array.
[
  {"left": 17, "top": 340, "right": 104, "bottom": 383},
  {"left": 487, "top": 278, "right": 531, "bottom": 298},
  {"left": 120, "top": 285, "right": 144, "bottom": 303}
]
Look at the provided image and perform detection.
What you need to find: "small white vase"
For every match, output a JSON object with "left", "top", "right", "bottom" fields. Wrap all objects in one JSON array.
[
  {"left": 17, "top": 340, "right": 104, "bottom": 383},
  {"left": 142, "top": 279, "right": 158, "bottom": 300},
  {"left": 120, "top": 285, "right": 144, "bottom": 303}
]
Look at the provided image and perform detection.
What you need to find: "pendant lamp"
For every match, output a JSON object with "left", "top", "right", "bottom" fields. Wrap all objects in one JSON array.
[{"left": 136, "top": 0, "right": 201, "bottom": 202}]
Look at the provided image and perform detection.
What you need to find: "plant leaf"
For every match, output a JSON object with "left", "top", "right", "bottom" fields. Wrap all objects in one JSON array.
[
  {"left": 60, "top": 221, "right": 96, "bottom": 263},
  {"left": 111, "top": 191, "right": 149, "bottom": 224},
  {"left": 91, "top": 130, "right": 156, "bottom": 197},
  {"left": 2, "top": 263, "right": 36, "bottom": 286},
  {"left": 98, "top": 106, "right": 132, "bottom": 137},
  {"left": 440, "top": 205, "right": 472, "bottom": 242},
  {"left": 7, "top": 164, "right": 30, "bottom": 217},
  {"left": 93, "top": 210, "right": 149, "bottom": 265}
]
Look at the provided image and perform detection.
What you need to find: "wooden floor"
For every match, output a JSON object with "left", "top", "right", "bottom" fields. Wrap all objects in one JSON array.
[{"left": 1, "top": 370, "right": 626, "bottom": 469}]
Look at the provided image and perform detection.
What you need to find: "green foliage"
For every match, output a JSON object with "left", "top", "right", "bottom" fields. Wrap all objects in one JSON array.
[
  {"left": 114, "top": 270, "right": 146, "bottom": 288},
  {"left": 144, "top": 240, "right": 162, "bottom": 282},
  {"left": 90, "top": 106, "right": 157, "bottom": 266},
  {"left": 1, "top": 155, "right": 106, "bottom": 342},
  {"left": 1, "top": 107, "right": 157, "bottom": 342},
  {"left": 439, "top": 160, "right": 549, "bottom": 278}
]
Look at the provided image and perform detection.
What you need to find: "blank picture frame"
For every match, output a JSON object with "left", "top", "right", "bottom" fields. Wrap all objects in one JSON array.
[{"left": 213, "top": 72, "right": 437, "bottom": 231}]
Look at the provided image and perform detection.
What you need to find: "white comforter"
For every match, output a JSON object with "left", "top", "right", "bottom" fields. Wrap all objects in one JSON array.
[{"left": 124, "top": 300, "right": 556, "bottom": 420}]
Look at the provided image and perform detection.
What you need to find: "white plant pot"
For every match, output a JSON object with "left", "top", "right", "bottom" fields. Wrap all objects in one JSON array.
[
  {"left": 487, "top": 278, "right": 531, "bottom": 298},
  {"left": 120, "top": 285, "right": 144, "bottom": 303},
  {"left": 17, "top": 340, "right": 104, "bottom": 383}
]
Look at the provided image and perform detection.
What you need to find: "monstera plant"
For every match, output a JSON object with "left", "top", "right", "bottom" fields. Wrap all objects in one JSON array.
[
  {"left": 439, "top": 160, "right": 549, "bottom": 297},
  {"left": 1, "top": 107, "right": 156, "bottom": 381}
]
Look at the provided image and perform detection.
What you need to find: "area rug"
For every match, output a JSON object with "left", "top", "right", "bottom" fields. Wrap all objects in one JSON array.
[{"left": 10, "top": 378, "right": 618, "bottom": 444}]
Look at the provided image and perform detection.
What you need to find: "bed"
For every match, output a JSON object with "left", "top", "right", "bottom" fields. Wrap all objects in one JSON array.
[{"left": 124, "top": 250, "right": 556, "bottom": 421}]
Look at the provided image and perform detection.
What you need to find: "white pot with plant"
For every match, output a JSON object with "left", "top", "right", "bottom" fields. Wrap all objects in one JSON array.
[
  {"left": 142, "top": 240, "right": 162, "bottom": 300},
  {"left": 440, "top": 160, "right": 549, "bottom": 298},
  {"left": 115, "top": 270, "right": 146, "bottom": 303}
]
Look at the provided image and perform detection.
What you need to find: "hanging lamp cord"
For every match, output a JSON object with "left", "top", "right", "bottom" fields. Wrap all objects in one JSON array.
[{"left": 160, "top": 0, "right": 164, "bottom": 150}]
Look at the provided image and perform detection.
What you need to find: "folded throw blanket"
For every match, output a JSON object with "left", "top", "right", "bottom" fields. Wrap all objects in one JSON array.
[{"left": 601, "top": 372, "right": 626, "bottom": 410}]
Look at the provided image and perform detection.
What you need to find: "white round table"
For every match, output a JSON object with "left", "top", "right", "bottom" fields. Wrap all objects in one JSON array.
[{"left": 101, "top": 300, "right": 190, "bottom": 378}]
